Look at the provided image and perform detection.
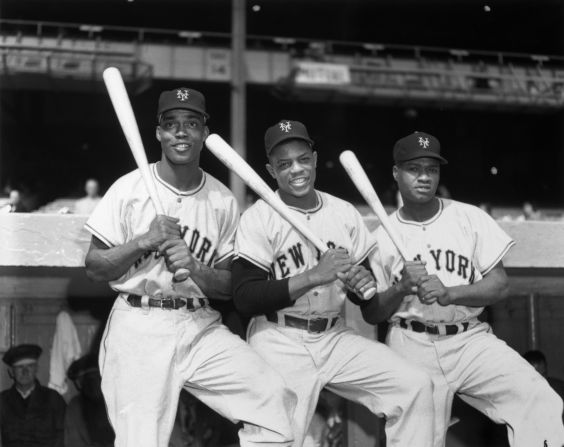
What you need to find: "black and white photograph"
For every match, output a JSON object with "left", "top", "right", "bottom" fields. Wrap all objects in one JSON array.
[{"left": 1, "top": 1, "right": 563, "bottom": 446}]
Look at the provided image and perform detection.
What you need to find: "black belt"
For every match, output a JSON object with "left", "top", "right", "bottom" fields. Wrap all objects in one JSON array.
[
  {"left": 265, "top": 313, "right": 339, "bottom": 333},
  {"left": 127, "top": 295, "right": 207, "bottom": 310},
  {"left": 399, "top": 318, "right": 469, "bottom": 336}
]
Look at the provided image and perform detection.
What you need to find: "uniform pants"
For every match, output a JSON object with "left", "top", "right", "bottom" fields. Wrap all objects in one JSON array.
[
  {"left": 248, "top": 316, "right": 435, "bottom": 447},
  {"left": 387, "top": 321, "right": 564, "bottom": 447},
  {"left": 99, "top": 298, "right": 296, "bottom": 447}
]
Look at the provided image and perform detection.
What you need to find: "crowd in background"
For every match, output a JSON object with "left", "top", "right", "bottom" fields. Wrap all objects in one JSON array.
[
  {"left": 0, "top": 178, "right": 561, "bottom": 222},
  {"left": 2, "top": 332, "right": 562, "bottom": 447}
]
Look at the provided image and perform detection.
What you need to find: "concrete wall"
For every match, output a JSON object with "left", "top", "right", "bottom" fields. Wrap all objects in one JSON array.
[{"left": 1, "top": 213, "right": 563, "bottom": 444}]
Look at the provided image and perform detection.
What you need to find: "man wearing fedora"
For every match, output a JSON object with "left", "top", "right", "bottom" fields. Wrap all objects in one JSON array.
[{"left": 0, "top": 344, "right": 66, "bottom": 447}]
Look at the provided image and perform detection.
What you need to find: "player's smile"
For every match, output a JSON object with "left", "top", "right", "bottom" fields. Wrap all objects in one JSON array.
[
  {"left": 172, "top": 142, "right": 193, "bottom": 152},
  {"left": 266, "top": 139, "right": 317, "bottom": 208},
  {"left": 289, "top": 176, "right": 309, "bottom": 187},
  {"left": 156, "top": 109, "right": 208, "bottom": 166}
]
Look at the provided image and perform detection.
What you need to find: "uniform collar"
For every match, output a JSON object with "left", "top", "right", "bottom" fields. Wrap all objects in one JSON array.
[
  {"left": 397, "top": 198, "right": 444, "bottom": 226},
  {"left": 279, "top": 190, "right": 323, "bottom": 215},
  {"left": 152, "top": 163, "right": 206, "bottom": 196}
]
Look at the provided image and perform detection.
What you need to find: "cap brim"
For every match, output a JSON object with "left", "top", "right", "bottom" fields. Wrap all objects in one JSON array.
[
  {"left": 396, "top": 151, "right": 448, "bottom": 165},
  {"left": 267, "top": 135, "right": 314, "bottom": 155},
  {"left": 158, "top": 107, "right": 209, "bottom": 120}
]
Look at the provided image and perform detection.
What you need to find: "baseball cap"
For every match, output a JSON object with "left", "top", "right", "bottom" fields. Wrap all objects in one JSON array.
[
  {"left": 157, "top": 87, "right": 209, "bottom": 120},
  {"left": 3, "top": 344, "right": 42, "bottom": 367},
  {"left": 264, "top": 120, "right": 314, "bottom": 156},
  {"left": 393, "top": 131, "right": 448, "bottom": 164}
]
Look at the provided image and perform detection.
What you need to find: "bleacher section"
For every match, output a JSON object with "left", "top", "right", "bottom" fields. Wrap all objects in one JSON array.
[{"left": 1, "top": 19, "right": 563, "bottom": 110}]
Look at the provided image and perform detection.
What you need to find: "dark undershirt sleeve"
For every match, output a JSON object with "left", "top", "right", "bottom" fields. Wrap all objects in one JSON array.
[
  {"left": 232, "top": 258, "right": 293, "bottom": 317},
  {"left": 346, "top": 258, "right": 376, "bottom": 307}
]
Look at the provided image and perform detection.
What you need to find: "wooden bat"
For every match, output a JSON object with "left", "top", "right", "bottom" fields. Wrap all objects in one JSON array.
[
  {"left": 339, "top": 150, "right": 410, "bottom": 261},
  {"left": 205, "top": 134, "right": 376, "bottom": 300},
  {"left": 102, "top": 67, "right": 190, "bottom": 282}
]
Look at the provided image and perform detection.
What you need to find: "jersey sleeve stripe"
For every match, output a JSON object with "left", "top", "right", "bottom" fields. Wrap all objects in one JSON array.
[
  {"left": 84, "top": 224, "right": 115, "bottom": 248},
  {"left": 354, "top": 239, "right": 379, "bottom": 266},
  {"left": 480, "top": 239, "right": 515, "bottom": 276},
  {"left": 215, "top": 249, "right": 236, "bottom": 265},
  {"left": 236, "top": 252, "right": 271, "bottom": 272}
]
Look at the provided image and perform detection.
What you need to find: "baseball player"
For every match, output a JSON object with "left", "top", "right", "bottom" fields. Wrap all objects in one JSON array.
[
  {"left": 84, "top": 88, "right": 296, "bottom": 447},
  {"left": 363, "top": 131, "right": 564, "bottom": 447},
  {"left": 233, "top": 120, "right": 435, "bottom": 447}
]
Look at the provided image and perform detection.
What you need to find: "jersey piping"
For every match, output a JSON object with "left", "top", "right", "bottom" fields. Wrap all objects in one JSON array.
[
  {"left": 84, "top": 224, "right": 115, "bottom": 248},
  {"left": 283, "top": 191, "right": 323, "bottom": 215},
  {"left": 396, "top": 198, "right": 444, "bottom": 226},
  {"left": 152, "top": 163, "right": 207, "bottom": 196},
  {"left": 480, "top": 239, "right": 515, "bottom": 275},
  {"left": 236, "top": 252, "right": 271, "bottom": 273}
]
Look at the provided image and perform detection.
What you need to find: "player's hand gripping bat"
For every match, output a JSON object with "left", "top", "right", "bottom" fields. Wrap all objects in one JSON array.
[
  {"left": 102, "top": 67, "right": 190, "bottom": 282},
  {"left": 205, "top": 134, "right": 376, "bottom": 300}
]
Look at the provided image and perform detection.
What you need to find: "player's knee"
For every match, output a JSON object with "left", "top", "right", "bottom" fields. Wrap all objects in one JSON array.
[{"left": 537, "top": 381, "right": 563, "bottom": 414}]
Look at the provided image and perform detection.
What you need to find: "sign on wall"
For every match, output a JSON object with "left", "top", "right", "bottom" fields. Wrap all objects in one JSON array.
[{"left": 294, "top": 61, "right": 351, "bottom": 85}]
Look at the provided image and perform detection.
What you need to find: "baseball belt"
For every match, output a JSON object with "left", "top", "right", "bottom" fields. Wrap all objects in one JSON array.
[
  {"left": 265, "top": 313, "right": 339, "bottom": 334},
  {"left": 399, "top": 318, "right": 469, "bottom": 336},
  {"left": 127, "top": 294, "right": 208, "bottom": 310}
]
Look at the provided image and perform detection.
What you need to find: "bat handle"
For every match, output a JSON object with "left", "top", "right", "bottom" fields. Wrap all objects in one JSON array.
[
  {"left": 362, "top": 287, "right": 377, "bottom": 301},
  {"left": 173, "top": 268, "right": 191, "bottom": 282}
]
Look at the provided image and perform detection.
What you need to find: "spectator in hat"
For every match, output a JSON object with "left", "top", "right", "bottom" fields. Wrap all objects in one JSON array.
[
  {"left": 0, "top": 189, "right": 28, "bottom": 213},
  {"left": 73, "top": 179, "right": 102, "bottom": 215},
  {"left": 0, "top": 344, "right": 66, "bottom": 447},
  {"left": 64, "top": 354, "right": 114, "bottom": 447}
]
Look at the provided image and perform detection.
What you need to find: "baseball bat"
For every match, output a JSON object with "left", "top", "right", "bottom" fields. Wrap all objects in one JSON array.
[
  {"left": 339, "top": 150, "right": 410, "bottom": 261},
  {"left": 205, "top": 134, "right": 376, "bottom": 300},
  {"left": 102, "top": 67, "right": 190, "bottom": 282}
]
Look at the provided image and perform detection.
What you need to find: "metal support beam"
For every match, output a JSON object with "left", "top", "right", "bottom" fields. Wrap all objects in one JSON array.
[{"left": 230, "top": 0, "right": 247, "bottom": 207}]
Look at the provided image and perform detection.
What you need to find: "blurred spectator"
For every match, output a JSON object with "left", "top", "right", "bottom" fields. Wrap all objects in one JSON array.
[
  {"left": 73, "top": 179, "right": 102, "bottom": 215},
  {"left": 48, "top": 310, "right": 82, "bottom": 396},
  {"left": 516, "top": 201, "right": 541, "bottom": 221},
  {"left": 0, "top": 190, "right": 28, "bottom": 213},
  {"left": 0, "top": 344, "right": 66, "bottom": 447},
  {"left": 523, "top": 350, "right": 564, "bottom": 403},
  {"left": 304, "top": 390, "right": 344, "bottom": 447},
  {"left": 65, "top": 354, "right": 114, "bottom": 447},
  {"left": 168, "top": 389, "right": 239, "bottom": 447},
  {"left": 479, "top": 202, "right": 493, "bottom": 216},
  {"left": 437, "top": 184, "right": 452, "bottom": 199}
]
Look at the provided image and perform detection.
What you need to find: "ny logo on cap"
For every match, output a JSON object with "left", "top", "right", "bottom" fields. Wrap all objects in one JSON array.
[
  {"left": 279, "top": 121, "right": 292, "bottom": 133},
  {"left": 176, "top": 89, "right": 190, "bottom": 102},
  {"left": 418, "top": 137, "right": 430, "bottom": 149}
]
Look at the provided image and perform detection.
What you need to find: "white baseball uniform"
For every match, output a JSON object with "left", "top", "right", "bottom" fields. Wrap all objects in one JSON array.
[
  {"left": 236, "top": 190, "right": 435, "bottom": 447},
  {"left": 369, "top": 198, "right": 564, "bottom": 447},
  {"left": 85, "top": 163, "right": 296, "bottom": 447}
]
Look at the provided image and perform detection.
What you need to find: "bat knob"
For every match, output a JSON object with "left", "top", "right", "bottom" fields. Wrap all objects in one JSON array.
[{"left": 173, "top": 268, "right": 191, "bottom": 282}]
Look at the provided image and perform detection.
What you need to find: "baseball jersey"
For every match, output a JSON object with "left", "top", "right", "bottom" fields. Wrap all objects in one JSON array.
[
  {"left": 85, "top": 163, "right": 239, "bottom": 300},
  {"left": 235, "top": 190, "right": 377, "bottom": 318},
  {"left": 369, "top": 198, "right": 514, "bottom": 323}
]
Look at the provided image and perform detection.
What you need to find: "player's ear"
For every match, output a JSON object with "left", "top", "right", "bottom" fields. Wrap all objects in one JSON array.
[
  {"left": 392, "top": 165, "right": 399, "bottom": 181},
  {"left": 156, "top": 126, "right": 162, "bottom": 142},
  {"left": 313, "top": 151, "right": 317, "bottom": 168},
  {"left": 266, "top": 162, "right": 276, "bottom": 179}
]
